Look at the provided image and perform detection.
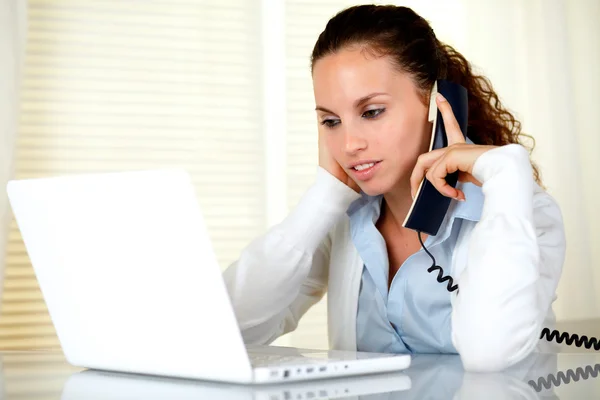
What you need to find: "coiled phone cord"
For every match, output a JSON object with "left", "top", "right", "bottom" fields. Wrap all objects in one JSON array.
[
  {"left": 417, "top": 231, "right": 600, "bottom": 351},
  {"left": 527, "top": 363, "right": 600, "bottom": 392}
]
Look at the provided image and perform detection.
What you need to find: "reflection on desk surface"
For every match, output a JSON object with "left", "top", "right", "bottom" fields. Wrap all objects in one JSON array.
[{"left": 1, "top": 350, "right": 600, "bottom": 399}]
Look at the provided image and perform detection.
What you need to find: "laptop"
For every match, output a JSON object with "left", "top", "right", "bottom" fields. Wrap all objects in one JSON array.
[
  {"left": 6, "top": 168, "right": 411, "bottom": 384},
  {"left": 62, "top": 368, "right": 411, "bottom": 400}
]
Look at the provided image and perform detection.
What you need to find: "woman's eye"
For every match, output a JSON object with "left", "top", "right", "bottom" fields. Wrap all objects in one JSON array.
[
  {"left": 362, "top": 108, "right": 385, "bottom": 119},
  {"left": 321, "top": 118, "right": 340, "bottom": 128}
]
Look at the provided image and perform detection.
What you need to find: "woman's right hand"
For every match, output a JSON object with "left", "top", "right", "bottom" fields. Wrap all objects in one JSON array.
[{"left": 319, "top": 132, "right": 361, "bottom": 193}]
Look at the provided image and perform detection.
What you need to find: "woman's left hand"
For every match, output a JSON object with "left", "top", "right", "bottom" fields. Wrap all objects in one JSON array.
[{"left": 410, "top": 93, "right": 496, "bottom": 201}]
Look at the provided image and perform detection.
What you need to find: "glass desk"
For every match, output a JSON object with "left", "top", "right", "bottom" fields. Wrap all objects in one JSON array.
[{"left": 0, "top": 350, "right": 599, "bottom": 399}]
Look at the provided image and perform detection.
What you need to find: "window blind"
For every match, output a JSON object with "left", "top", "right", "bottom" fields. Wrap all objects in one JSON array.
[
  {"left": 0, "top": 0, "right": 264, "bottom": 350},
  {"left": 0, "top": 352, "right": 80, "bottom": 399}
]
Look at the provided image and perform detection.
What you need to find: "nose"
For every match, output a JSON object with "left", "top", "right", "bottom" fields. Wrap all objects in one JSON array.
[{"left": 342, "top": 125, "right": 367, "bottom": 155}]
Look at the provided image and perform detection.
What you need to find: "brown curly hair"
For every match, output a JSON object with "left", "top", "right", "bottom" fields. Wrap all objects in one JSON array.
[{"left": 310, "top": 4, "right": 542, "bottom": 185}]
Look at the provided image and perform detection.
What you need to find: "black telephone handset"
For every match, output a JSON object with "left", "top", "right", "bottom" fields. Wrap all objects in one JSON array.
[{"left": 402, "top": 80, "right": 468, "bottom": 236}]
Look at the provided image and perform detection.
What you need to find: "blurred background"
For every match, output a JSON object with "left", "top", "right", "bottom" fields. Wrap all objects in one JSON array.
[{"left": 0, "top": 0, "right": 598, "bottom": 352}]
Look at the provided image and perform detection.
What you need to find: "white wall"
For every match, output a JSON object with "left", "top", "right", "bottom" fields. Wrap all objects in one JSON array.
[{"left": 563, "top": 0, "right": 600, "bottom": 318}]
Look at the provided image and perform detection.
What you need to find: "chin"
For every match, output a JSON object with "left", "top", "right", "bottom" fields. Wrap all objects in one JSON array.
[{"left": 357, "top": 179, "right": 393, "bottom": 197}]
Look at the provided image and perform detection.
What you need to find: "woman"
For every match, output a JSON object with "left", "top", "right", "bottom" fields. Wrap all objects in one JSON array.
[{"left": 223, "top": 4, "right": 565, "bottom": 372}]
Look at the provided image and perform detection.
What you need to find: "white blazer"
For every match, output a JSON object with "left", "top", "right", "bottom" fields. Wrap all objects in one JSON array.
[{"left": 222, "top": 144, "right": 566, "bottom": 372}]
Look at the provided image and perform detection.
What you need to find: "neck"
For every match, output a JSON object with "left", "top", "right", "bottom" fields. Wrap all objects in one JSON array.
[{"left": 381, "top": 181, "right": 415, "bottom": 234}]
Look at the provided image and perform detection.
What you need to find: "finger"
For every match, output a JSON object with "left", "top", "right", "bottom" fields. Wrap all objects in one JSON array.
[
  {"left": 426, "top": 152, "right": 465, "bottom": 201},
  {"left": 409, "top": 148, "right": 446, "bottom": 199},
  {"left": 436, "top": 93, "right": 466, "bottom": 145}
]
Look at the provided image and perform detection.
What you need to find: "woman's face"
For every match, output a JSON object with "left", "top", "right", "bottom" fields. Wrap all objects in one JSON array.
[{"left": 312, "top": 47, "right": 432, "bottom": 196}]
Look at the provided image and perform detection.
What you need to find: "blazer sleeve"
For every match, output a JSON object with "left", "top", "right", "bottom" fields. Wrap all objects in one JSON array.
[
  {"left": 450, "top": 144, "right": 566, "bottom": 372},
  {"left": 222, "top": 167, "right": 361, "bottom": 345}
]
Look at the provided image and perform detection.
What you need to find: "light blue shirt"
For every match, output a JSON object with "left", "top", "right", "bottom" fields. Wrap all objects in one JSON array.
[{"left": 347, "top": 177, "right": 484, "bottom": 354}]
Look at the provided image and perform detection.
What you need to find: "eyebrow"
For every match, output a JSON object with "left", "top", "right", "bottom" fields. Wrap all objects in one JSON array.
[{"left": 315, "top": 92, "right": 389, "bottom": 114}]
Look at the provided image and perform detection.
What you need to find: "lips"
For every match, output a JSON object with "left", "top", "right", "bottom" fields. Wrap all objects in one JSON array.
[{"left": 348, "top": 160, "right": 382, "bottom": 181}]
